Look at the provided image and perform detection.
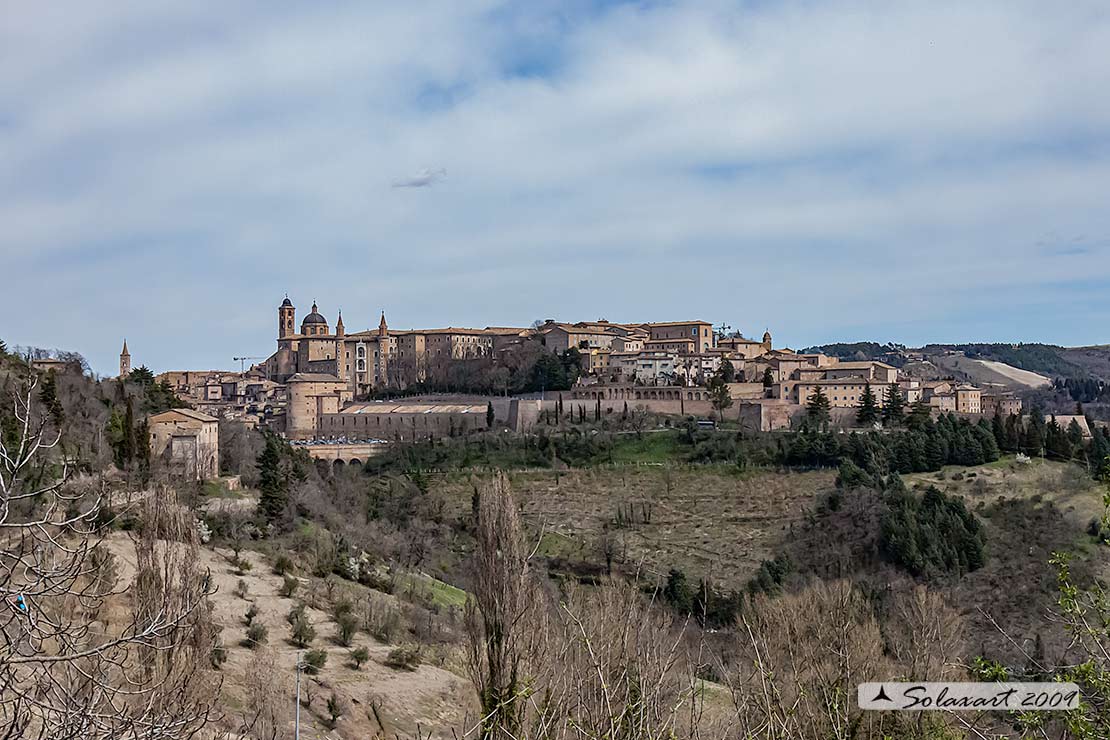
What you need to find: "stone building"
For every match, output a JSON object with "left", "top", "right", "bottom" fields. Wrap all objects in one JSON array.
[{"left": 149, "top": 409, "right": 219, "bottom": 480}]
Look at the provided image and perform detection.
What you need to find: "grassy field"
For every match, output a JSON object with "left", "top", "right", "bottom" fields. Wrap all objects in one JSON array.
[
  {"left": 436, "top": 466, "right": 837, "bottom": 589},
  {"left": 904, "top": 455, "right": 1106, "bottom": 529}
]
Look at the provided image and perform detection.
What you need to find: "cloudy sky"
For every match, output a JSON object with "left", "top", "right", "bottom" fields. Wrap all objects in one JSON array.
[{"left": 3, "top": 1, "right": 1109, "bottom": 375}]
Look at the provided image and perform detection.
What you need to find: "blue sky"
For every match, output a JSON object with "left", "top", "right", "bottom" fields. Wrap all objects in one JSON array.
[{"left": 2, "top": 0, "right": 1109, "bottom": 375}]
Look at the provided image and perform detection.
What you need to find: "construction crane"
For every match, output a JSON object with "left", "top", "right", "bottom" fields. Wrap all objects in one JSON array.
[{"left": 233, "top": 356, "right": 263, "bottom": 373}]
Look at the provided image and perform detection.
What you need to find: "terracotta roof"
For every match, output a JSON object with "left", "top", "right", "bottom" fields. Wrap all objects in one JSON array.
[
  {"left": 149, "top": 408, "right": 218, "bottom": 423},
  {"left": 287, "top": 373, "right": 345, "bottom": 383}
]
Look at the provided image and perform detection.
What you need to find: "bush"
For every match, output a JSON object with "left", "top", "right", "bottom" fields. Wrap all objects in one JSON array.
[
  {"left": 235, "top": 557, "right": 253, "bottom": 576},
  {"left": 280, "top": 574, "right": 299, "bottom": 598},
  {"left": 350, "top": 646, "right": 370, "bottom": 669},
  {"left": 273, "top": 553, "right": 295, "bottom": 576},
  {"left": 384, "top": 644, "right": 422, "bottom": 671},
  {"left": 244, "top": 623, "right": 268, "bottom": 649},
  {"left": 326, "top": 692, "right": 343, "bottom": 729},
  {"left": 210, "top": 644, "right": 228, "bottom": 669},
  {"left": 234, "top": 579, "right": 249, "bottom": 599},
  {"left": 335, "top": 612, "right": 359, "bottom": 647},
  {"left": 290, "top": 613, "right": 316, "bottom": 648},
  {"left": 303, "top": 648, "right": 328, "bottom": 674},
  {"left": 244, "top": 603, "right": 259, "bottom": 626}
]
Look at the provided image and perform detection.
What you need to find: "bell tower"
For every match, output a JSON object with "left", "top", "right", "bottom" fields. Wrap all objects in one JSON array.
[
  {"left": 119, "top": 340, "right": 131, "bottom": 378},
  {"left": 279, "top": 296, "right": 296, "bottom": 338}
]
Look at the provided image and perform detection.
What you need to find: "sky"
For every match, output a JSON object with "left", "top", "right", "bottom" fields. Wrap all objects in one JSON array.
[{"left": 2, "top": 0, "right": 1109, "bottom": 375}]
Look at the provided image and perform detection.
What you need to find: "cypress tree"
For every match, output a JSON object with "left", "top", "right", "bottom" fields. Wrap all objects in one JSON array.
[
  {"left": 257, "top": 434, "right": 288, "bottom": 524},
  {"left": 486, "top": 402, "right": 495, "bottom": 429}
]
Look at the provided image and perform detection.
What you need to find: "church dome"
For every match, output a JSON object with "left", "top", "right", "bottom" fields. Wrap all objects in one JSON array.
[
  {"left": 281, "top": 297, "right": 293, "bottom": 308},
  {"left": 301, "top": 302, "right": 327, "bottom": 325}
]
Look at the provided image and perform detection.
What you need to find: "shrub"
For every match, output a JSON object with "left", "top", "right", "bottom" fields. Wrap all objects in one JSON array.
[
  {"left": 303, "top": 648, "right": 328, "bottom": 674},
  {"left": 286, "top": 602, "right": 306, "bottom": 626},
  {"left": 244, "top": 603, "right": 259, "bottom": 626},
  {"left": 290, "top": 614, "right": 316, "bottom": 648},
  {"left": 325, "top": 692, "right": 343, "bottom": 728},
  {"left": 280, "top": 574, "right": 299, "bottom": 598},
  {"left": 273, "top": 553, "right": 295, "bottom": 576},
  {"left": 384, "top": 644, "right": 421, "bottom": 671},
  {"left": 235, "top": 557, "right": 253, "bottom": 576},
  {"left": 244, "top": 623, "right": 268, "bottom": 649},
  {"left": 335, "top": 612, "right": 359, "bottom": 647},
  {"left": 210, "top": 644, "right": 228, "bottom": 669},
  {"left": 350, "top": 646, "right": 370, "bottom": 669},
  {"left": 234, "top": 579, "right": 249, "bottom": 599}
]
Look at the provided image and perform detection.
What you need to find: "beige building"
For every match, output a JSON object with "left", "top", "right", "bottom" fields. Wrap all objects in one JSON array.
[
  {"left": 953, "top": 385, "right": 982, "bottom": 414},
  {"left": 646, "top": 321, "right": 715, "bottom": 353},
  {"left": 981, "top": 392, "right": 1022, "bottom": 417},
  {"left": 718, "top": 331, "right": 772, "bottom": 359},
  {"left": 285, "top": 373, "right": 349, "bottom": 439},
  {"left": 149, "top": 409, "right": 219, "bottom": 480}
]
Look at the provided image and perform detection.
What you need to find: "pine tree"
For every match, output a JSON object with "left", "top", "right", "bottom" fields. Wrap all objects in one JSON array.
[
  {"left": 856, "top": 383, "right": 880, "bottom": 427},
  {"left": 1067, "top": 419, "right": 1084, "bottom": 450},
  {"left": 1004, "top": 413, "right": 1021, "bottom": 452},
  {"left": 906, "top": 398, "right": 932, "bottom": 431},
  {"left": 257, "top": 434, "right": 288, "bottom": 524},
  {"left": 39, "top": 369, "right": 65, "bottom": 427},
  {"left": 486, "top": 402, "right": 494, "bottom": 429},
  {"left": 882, "top": 383, "right": 905, "bottom": 426},
  {"left": 806, "top": 387, "right": 831, "bottom": 431},
  {"left": 991, "top": 412, "right": 1006, "bottom": 451}
]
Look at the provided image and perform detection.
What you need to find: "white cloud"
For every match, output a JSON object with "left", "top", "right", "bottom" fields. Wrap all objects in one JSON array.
[{"left": 1, "top": 0, "right": 1109, "bottom": 373}]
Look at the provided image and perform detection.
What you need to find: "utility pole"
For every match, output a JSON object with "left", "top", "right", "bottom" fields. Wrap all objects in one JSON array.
[{"left": 294, "top": 651, "right": 303, "bottom": 739}]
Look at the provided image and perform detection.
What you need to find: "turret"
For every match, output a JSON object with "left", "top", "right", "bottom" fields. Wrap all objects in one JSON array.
[
  {"left": 378, "top": 311, "right": 388, "bottom": 338},
  {"left": 335, "top": 310, "right": 345, "bottom": 337},
  {"left": 762, "top": 330, "right": 772, "bottom": 350}
]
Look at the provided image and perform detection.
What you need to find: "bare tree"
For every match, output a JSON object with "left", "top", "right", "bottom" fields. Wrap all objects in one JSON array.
[
  {"left": 0, "top": 373, "right": 221, "bottom": 740},
  {"left": 463, "top": 473, "right": 700, "bottom": 740}
]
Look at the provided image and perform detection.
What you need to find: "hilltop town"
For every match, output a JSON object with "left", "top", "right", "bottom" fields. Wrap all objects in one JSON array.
[{"left": 147, "top": 297, "right": 1031, "bottom": 450}]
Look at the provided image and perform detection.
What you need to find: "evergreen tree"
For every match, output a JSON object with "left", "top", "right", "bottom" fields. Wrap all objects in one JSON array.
[
  {"left": 257, "top": 434, "right": 288, "bottom": 524},
  {"left": 906, "top": 398, "right": 932, "bottom": 431},
  {"left": 976, "top": 419, "right": 1000, "bottom": 462},
  {"left": 706, "top": 366, "right": 734, "bottom": 422},
  {"left": 718, "top": 361, "right": 736, "bottom": 383},
  {"left": 882, "top": 383, "right": 905, "bottom": 426},
  {"left": 1067, "top": 418, "right": 1085, "bottom": 450},
  {"left": 128, "top": 365, "right": 156, "bottom": 386},
  {"left": 761, "top": 368, "right": 774, "bottom": 388},
  {"left": 806, "top": 387, "right": 831, "bottom": 431},
  {"left": 486, "top": 402, "right": 495, "bottom": 429},
  {"left": 1022, "top": 412, "right": 1045, "bottom": 457},
  {"left": 1004, "top": 413, "right": 1021, "bottom": 452},
  {"left": 1044, "top": 416, "right": 1072, "bottom": 460},
  {"left": 856, "top": 383, "right": 880, "bottom": 426},
  {"left": 991, "top": 412, "right": 1006, "bottom": 452},
  {"left": 39, "top": 369, "right": 65, "bottom": 427}
]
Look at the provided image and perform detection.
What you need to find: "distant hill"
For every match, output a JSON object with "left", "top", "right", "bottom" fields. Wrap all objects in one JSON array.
[{"left": 802, "top": 341, "right": 1110, "bottom": 383}]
